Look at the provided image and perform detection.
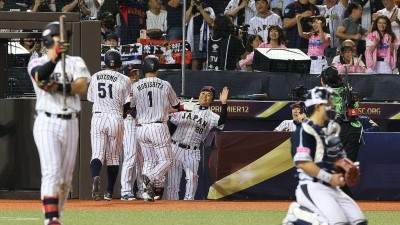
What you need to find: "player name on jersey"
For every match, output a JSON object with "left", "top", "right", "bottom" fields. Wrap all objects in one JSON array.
[
  {"left": 180, "top": 112, "right": 208, "bottom": 128},
  {"left": 96, "top": 74, "right": 118, "bottom": 82},
  {"left": 136, "top": 81, "right": 164, "bottom": 91}
]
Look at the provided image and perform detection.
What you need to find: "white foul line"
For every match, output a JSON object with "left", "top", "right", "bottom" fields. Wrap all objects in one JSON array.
[{"left": 0, "top": 217, "right": 40, "bottom": 221}]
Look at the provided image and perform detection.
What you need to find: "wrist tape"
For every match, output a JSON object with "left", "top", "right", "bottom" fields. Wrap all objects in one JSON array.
[{"left": 316, "top": 169, "right": 332, "bottom": 183}]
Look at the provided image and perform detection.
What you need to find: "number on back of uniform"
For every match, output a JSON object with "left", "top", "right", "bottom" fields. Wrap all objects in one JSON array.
[
  {"left": 147, "top": 91, "right": 153, "bottom": 107},
  {"left": 98, "top": 82, "right": 113, "bottom": 99}
]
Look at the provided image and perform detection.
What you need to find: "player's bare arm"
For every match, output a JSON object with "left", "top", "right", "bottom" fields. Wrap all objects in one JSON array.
[
  {"left": 70, "top": 77, "right": 89, "bottom": 95},
  {"left": 297, "top": 161, "right": 345, "bottom": 187},
  {"left": 219, "top": 86, "right": 229, "bottom": 104}
]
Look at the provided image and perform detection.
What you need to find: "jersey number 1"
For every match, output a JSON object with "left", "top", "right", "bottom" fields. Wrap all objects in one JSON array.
[
  {"left": 98, "top": 83, "right": 113, "bottom": 99},
  {"left": 147, "top": 91, "right": 153, "bottom": 107}
]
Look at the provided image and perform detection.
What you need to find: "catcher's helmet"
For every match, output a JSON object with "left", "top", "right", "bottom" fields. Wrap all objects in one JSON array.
[
  {"left": 142, "top": 55, "right": 160, "bottom": 75},
  {"left": 105, "top": 50, "right": 122, "bottom": 68},
  {"left": 42, "top": 21, "right": 60, "bottom": 47},
  {"left": 304, "top": 87, "right": 335, "bottom": 107}
]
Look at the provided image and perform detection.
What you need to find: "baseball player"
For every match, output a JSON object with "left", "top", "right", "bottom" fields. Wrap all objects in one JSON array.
[
  {"left": 274, "top": 102, "right": 307, "bottom": 132},
  {"left": 247, "top": 0, "right": 283, "bottom": 43},
  {"left": 120, "top": 68, "right": 145, "bottom": 201},
  {"left": 129, "top": 55, "right": 193, "bottom": 202},
  {"left": 88, "top": 50, "right": 131, "bottom": 201},
  {"left": 166, "top": 86, "right": 229, "bottom": 200},
  {"left": 282, "top": 87, "right": 367, "bottom": 225},
  {"left": 27, "top": 21, "right": 91, "bottom": 225}
]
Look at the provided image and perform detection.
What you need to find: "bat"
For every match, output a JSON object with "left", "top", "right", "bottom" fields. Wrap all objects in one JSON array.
[{"left": 59, "top": 15, "right": 68, "bottom": 111}]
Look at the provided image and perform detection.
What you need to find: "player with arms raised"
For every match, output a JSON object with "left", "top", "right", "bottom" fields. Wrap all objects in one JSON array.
[{"left": 27, "top": 21, "right": 91, "bottom": 225}]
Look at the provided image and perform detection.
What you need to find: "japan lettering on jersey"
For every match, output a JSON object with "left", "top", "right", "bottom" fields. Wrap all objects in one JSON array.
[
  {"left": 169, "top": 109, "right": 223, "bottom": 146},
  {"left": 131, "top": 77, "right": 179, "bottom": 124},
  {"left": 248, "top": 13, "right": 283, "bottom": 42},
  {"left": 87, "top": 70, "right": 131, "bottom": 115},
  {"left": 27, "top": 55, "right": 91, "bottom": 113}
]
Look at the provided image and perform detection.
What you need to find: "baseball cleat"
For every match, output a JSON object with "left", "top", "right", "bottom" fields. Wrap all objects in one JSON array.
[
  {"left": 142, "top": 192, "right": 155, "bottom": 202},
  {"left": 154, "top": 187, "right": 164, "bottom": 200},
  {"left": 142, "top": 175, "right": 155, "bottom": 200},
  {"left": 104, "top": 190, "right": 113, "bottom": 201},
  {"left": 46, "top": 218, "right": 61, "bottom": 225},
  {"left": 121, "top": 193, "right": 136, "bottom": 201},
  {"left": 92, "top": 176, "right": 101, "bottom": 201}
]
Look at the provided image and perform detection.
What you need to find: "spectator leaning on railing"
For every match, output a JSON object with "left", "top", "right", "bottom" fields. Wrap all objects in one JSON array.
[{"left": 146, "top": 0, "right": 167, "bottom": 39}]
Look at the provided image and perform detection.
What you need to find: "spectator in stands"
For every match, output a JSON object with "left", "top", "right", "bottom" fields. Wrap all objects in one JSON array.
[
  {"left": 247, "top": 0, "right": 282, "bottom": 42},
  {"left": 165, "top": 0, "right": 184, "bottom": 40},
  {"left": 100, "top": 11, "right": 116, "bottom": 41},
  {"left": 365, "top": 15, "right": 398, "bottom": 74},
  {"left": 297, "top": 15, "right": 330, "bottom": 74},
  {"left": 224, "top": 0, "right": 257, "bottom": 26},
  {"left": 82, "top": 0, "right": 104, "bottom": 19},
  {"left": 20, "top": 38, "right": 44, "bottom": 60},
  {"left": 336, "top": 3, "right": 368, "bottom": 57},
  {"left": 360, "top": 116, "right": 380, "bottom": 132},
  {"left": 274, "top": 101, "right": 307, "bottom": 132},
  {"left": 374, "top": 0, "right": 400, "bottom": 73},
  {"left": 104, "top": 33, "right": 119, "bottom": 47},
  {"left": 332, "top": 46, "right": 366, "bottom": 74},
  {"left": 239, "top": 25, "right": 286, "bottom": 69},
  {"left": 0, "top": 0, "right": 3, "bottom": 11},
  {"left": 26, "top": 0, "right": 52, "bottom": 12},
  {"left": 117, "top": 0, "right": 147, "bottom": 45},
  {"left": 146, "top": 0, "right": 167, "bottom": 39},
  {"left": 207, "top": 14, "right": 245, "bottom": 70},
  {"left": 186, "top": 0, "right": 215, "bottom": 70},
  {"left": 316, "top": 0, "right": 349, "bottom": 65},
  {"left": 283, "top": 0, "right": 320, "bottom": 52},
  {"left": 270, "top": 0, "right": 294, "bottom": 16},
  {"left": 332, "top": 45, "right": 366, "bottom": 74},
  {"left": 61, "top": 0, "right": 89, "bottom": 18},
  {"left": 239, "top": 34, "right": 263, "bottom": 70}
]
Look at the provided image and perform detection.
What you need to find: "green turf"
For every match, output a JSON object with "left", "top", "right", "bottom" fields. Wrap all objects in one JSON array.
[{"left": 0, "top": 210, "right": 399, "bottom": 225}]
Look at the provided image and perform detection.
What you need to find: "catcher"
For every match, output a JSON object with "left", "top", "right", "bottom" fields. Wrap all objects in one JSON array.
[{"left": 282, "top": 87, "right": 366, "bottom": 225}]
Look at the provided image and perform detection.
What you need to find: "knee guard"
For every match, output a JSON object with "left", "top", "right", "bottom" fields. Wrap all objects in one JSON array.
[{"left": 282, "top": 202, "right": 328, "bottom": 225}]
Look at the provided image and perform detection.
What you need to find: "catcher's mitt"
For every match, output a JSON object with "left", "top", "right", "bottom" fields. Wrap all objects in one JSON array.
[{"left": 334, "top": 158, "right": 360, "bottom": 186}]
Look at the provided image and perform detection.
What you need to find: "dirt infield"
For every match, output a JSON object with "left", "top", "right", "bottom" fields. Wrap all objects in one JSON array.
[{"left": 1, "top": 199, "right": 400, "bottom": 211}]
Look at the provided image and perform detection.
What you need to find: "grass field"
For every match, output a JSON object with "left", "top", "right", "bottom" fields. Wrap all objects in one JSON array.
[
  {"left": 1, "top": 200, "right": 400, "bottom": 225},
  {"left": 1, "top": 209, "right": 400, "bottom": 224}
]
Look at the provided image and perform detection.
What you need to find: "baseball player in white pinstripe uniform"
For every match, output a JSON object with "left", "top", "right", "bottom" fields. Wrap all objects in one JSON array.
[
  {"left": 27, "top": 21, "right": 90, "bottom": 225},
  {"left": 248, "top": 0, "right": 283, "bottom": 43},
  {"left": 88, "top": 50, "right": 131, "bottom": 201},
  {"left": 120, "top": 68, "right": 145, "bottom": 201},
  {"left": 167, "top": 86, "right": 229, "bottom": 200},
  {"left": 130, "top": 55, "right": 194, "bottom": 202}
]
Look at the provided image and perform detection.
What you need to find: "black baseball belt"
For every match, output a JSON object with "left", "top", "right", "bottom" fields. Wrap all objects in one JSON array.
[
  {"left": 172, "top": 140, "right": 198, "bottom": 150},
  {"left": 43, "top": 111, "right": 79, "bottom": 120}
]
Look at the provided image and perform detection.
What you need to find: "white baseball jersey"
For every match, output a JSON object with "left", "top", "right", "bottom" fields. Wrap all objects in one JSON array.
[
  {"left": 131, "top": 77, "right": 180, "bottom": 124},
  {"left": 224, "top": 0, "right": 257, "bottom": 25},
  {"left": 167, "top": 107, "right": 224, "bottom": 200},
  {"left": 274, "top": 119, "right": 297, "bottom": 131},
  {"left": 248, "top": 12, "right": 283, "bottom": 43},
  {"left": 88, "top": 70, "right": 131, "bottom": 166},
  {"left": 27, "top": 54, "right": 90, "bottom": 217},
  {"left": 88, "top": 70, "right": 131, "bottom": 115},
  {"left": 169, "top": 108, "right": 223, "bottom": 146},
  {"left": 28, "top": 55, "right": 91, "bottom": 114}
]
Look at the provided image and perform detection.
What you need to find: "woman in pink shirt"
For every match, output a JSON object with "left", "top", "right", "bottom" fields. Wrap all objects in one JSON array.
[
  {"left": 332, "top": 45, "right": 366, "bottom": 74},
  {"left": 296, "top": 15, "right": 330, "bottom": 75},
  {"left": 239, "top": 25, "right": 287, "bottom": 70},
  {"left": 365, "top": 15, "right": 398, "bottom": 74}
]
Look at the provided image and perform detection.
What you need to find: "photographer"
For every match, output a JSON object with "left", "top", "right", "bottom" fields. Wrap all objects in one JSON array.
[
  {"left": 224, "top": 0, "right": 257, "bottom": 26},
  {"left": 320, "top": 66, "right": 362, "bottom": 198},
  {"left": 186, "top": 0, "right": 215, "bottom": 70},
  {"left": 206, "top": 14, "right": 246, "bottom": 70},
  {"left": 248, "top": 0, "right": 282, "bottom": 42}
]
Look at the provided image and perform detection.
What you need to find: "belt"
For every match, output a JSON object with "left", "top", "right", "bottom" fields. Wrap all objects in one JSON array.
[
  {"left": 136, "top": 121, "right": 163, "bottom": 126},
  {"left": 44, "top": 112, "right": 78, "bottom": 120},
  {"left": 310, "top": 56, "right": 325, "bottom": 60},
  {"left": 172, "top": 140, "right": 198, "bottom": 150},
  {"left": 377, "top": 57, "right": 385, "bottom": 61}
]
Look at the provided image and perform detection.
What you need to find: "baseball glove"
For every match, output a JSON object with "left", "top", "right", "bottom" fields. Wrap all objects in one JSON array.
[{"left": 334, "top": 158, "right": 360, "bottom": 187}]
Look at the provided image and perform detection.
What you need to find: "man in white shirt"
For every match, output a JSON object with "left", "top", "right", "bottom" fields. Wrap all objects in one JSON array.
[
  {"left": 146, "top": 0, "right": 168, "bottom": 39},
  {"left": 248, "top": 0, "right": 283, "bottom": 42},
  {"left": 224, "top": 0, "right": 257, "bottom": 26},
  {"left": 274, "top": 102, "right": 307, "bottom": 132}
]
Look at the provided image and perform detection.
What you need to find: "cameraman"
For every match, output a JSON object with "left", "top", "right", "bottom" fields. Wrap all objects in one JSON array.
[
  {"left": 224, "top": 0, "right": 257, "bottom": 26},
  {"left": 320, "top": 66, "right": 362, "bottom": 198},
  {"left": 248, "top": 0, "right": 282, "bottom": 42},
  {"left": 206, "top": 14, "right": 246, "bottom": 70}
]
